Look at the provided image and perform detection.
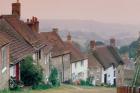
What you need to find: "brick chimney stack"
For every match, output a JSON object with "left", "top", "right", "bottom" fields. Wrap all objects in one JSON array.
[
  {"left": 90, "top": 40, "right": 96, "bottom": 50},
  {"left": 110, "top": 38, "right": 116, "bottom": 47},
  {"left": 52, "top": 28, "right": 58, "bottom": 33},
  {"left": 26, "top": 16, "right": 39, "bottom": 33},
  {"left": 12, "top": 0, "right": 21, "bottom": 19},
  {"left": 67, "top": 32, "right": 72, "bottom": 42}
]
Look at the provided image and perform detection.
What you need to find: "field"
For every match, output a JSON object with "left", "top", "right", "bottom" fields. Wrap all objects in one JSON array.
[{"left": 7, "top": 85, "right": 116, "bottom": 93}]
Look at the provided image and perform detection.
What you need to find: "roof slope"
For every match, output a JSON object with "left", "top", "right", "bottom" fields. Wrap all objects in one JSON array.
[
  {"left": 88, "top": 52, "right": 102, "bottom": 68},
  {"left": 0, "top": 17, "right": 35, "bottom": 64},
  {"left": 0, "top": 34, "right": 9, "bottom": 47},
  {"left": 40, "top": 31, "right": 69, "bottom": 57},
  {"left": 2, "top": 15, "right": 44, "bottom": 49},
  {"left": 92, "top": 45, "right": 123, "bottom": 69},
  {"left": 65, "top": 41, "right": 87, "bottom": 63}
]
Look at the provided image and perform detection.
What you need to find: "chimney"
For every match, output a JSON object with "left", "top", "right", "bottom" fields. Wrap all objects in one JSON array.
[
  {"left": 90, "top": 40, "right": 96, "bottom": 50},
  {"left": 67, "top": 32, "right": 72, "bottom": 42},
  {"left": 52, "top": 28, "right": 58, "bottom": 33},
  {"left": 26, "top": 16, "right": 39, "bottom": 33},
  {"left": 12, "top": 0, "right": 21, "bottom": 19},
  {"left": 110, "top": 38, "right": 116, "bottom": 47}
]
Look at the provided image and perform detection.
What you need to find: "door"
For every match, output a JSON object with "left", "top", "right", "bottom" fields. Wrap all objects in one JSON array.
[{"left": 104, "top": 74, "right": 107, "bottom": 84}]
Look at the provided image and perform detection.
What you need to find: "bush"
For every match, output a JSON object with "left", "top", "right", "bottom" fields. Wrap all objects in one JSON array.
[
  {"left": 86, "top": 77, "right": 94, "bottom": 86},
  {"left": 80, "top": 80, "right": 86, "bottom": 86},
  {"left": 20, "top": 56, "right": 43, "bottom": 86},
  {"left": 80, "top": 77, "right": 94, "bottom": 86},
  {"left": 48, "top": 68, "right": 60, "bottom": 87},
  {"left": 9, "top": 76, "right": 23, "bottom": 90}
]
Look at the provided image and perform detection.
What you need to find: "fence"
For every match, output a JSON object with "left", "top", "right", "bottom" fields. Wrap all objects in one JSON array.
[{"left": 117, "top": 86, "right": 140, "bottom": 93}]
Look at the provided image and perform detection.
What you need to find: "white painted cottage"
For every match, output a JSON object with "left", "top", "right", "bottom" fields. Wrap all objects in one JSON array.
[
  {"left": 65, "top": 33, "right": 88, "bottom": 82},
  {"left": 89, "top": 39, "right": 123, "bottom": 86}
]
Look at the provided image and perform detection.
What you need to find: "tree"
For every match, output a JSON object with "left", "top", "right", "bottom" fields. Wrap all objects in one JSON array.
[
  {"left": 48, "top": 68, "right": 60, "bottom": 87},
  {"left": 20, "top": 56, "right": 43, "bottom": 86},
  {"left": 119, "top": 45, "right": 129, "bottom": 54},
  {"left": 119, "top": 40, "right": 139, "bottom": 58}
]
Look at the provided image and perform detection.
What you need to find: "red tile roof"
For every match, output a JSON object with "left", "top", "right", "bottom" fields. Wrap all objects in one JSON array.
[
  {"left": 40, "top": 31, "right": 70, "bottom": 57},
  {"left": 0, "top": 16, "right": 35, "bottom": 64},
  {"left": 65, "top": 41, "right": 87, "bottom": 63},
  {"left": 88, "top": 52, "right": 102, "bottom": 68},
  {"left": 2, "top": 15, "right": 44, "bottom": 49},
  {"left": 92, "top": 45, "right": 123, "bottom": 69},
  {"left": 0, "top": 34, "right": 9, "bottom": 47}
]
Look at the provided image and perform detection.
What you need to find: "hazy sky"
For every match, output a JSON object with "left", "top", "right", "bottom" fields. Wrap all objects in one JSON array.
[{"left": 1, "top": 0, "right": 140, "bottom": 24}]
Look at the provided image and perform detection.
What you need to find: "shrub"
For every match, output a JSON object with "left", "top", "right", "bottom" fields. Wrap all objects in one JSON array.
[
  {"left": 9, "top": 76, "right": 23, "bottom": 90},
  {"left": 80, "top": 80, "right": 86, "bottom": 86},
  {"left": 86, "top": 77, "right": 94, "bottom": 86},
  {"left": 48, "top": 68, "right": 60, "bottom": 87},
  {"left": 20, "top": 56, "right": 43, "bottom": 86}
]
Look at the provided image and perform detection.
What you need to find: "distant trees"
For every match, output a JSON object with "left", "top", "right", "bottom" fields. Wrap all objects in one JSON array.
[
  {"left": 119, "top": 40, "right": 139, "bottom": 58},
  {"left": 119, "top": 45, "right": 129, "bottom": 54}
]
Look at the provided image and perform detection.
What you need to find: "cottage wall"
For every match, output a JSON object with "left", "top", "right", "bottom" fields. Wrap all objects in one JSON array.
[
  {"left": 0, "top": 45, "right": 10, "bottom": 89},
  {"left": 101, "top": 66, "right": 116, "bottom": 85},
  {"left": 51, "top": 53, "right": 71, "bottom": 82},
  {"left": 88, "top": 66, "right": 102, "bottom": 85},
  {"left": 72, "top": 59, "right": 88, "bottom": 81},
  {"left": 32, "top": 48, "right": 52, "bottom": 83}
]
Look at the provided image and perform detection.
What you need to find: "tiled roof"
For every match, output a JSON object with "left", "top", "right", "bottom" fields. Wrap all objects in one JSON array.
[
  {"left": 88, "top": 52, "right": 102, "bottom": 68},
  {"left": 0, "top": 16, "right": 35, "bottom": 64},
  {"left": 65, "top": 41, "right": 87, "bottom": 63},
  {"left": 0, "top": 34, "right": 9, "bottom": 47},
  {"left": 40, "top": 31, "right": 70, "bottom": 57},
  {"left": 2, "top": 15, "right": 44, "bottom": 50},
  {"left": 92, "top": 45, "right": 123, "bottom": 69}
]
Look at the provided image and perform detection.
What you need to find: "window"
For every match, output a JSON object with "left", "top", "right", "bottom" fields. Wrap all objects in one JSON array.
[
  {"left": 1, "top": 47, "right": 7, "bottom": 73},
  {"left": 38, "top": 50, "right": 41, "bottom": 59},
  {"left": 81, "top": 61, "right": 84, "bottom": 66},
  {"left": 45, "top": 54, "right": 50, "bottom": 64}
]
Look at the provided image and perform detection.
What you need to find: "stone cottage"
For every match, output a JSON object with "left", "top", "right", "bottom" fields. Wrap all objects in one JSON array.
[
  {"left": 40, "top": 29, "right": 71, "bottom": 83},
  {"left": 64, "top": 33, "right": 88, "bottom": 82},
  {"left": 89, "top": 39, "right": 123, "bottom": 86}
]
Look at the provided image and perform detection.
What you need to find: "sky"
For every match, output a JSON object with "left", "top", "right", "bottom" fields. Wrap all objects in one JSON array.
[{"left": 1, "top": 0, "right": 140, "bottom": 24}]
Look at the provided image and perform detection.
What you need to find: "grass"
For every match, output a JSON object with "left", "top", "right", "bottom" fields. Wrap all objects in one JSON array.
[{"left": 0, "top": 85, "right": 116, "bottom": 93}]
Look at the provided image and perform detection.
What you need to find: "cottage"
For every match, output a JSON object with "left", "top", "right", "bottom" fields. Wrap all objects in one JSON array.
[
  {"left": 40, "top": 29, "right": 71, "bottom": 83},
  {"left": 0, "top": 0, "right": 52, "bottom": 83},
  {"left": 116, "top": 57, "right": 134, "bottom": 86},
  {"left": 89, "top": 39, "right": 123, "bottom": 86},
  {"left": 0, "top": 35, "right": 10, "bottom": 89},
  {"left": 0, "top": 16, "right": 35, "bottom": 81},
  {"left": 88, "top": 52, "right": 102, "bottom": 85},
  {"left": 64, "top": 33, "right": 88, "bottom": 82}
]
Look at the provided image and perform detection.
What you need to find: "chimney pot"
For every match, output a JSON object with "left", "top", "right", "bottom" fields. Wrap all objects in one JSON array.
[
  {"left": 27, "top": 19, "right": 29, "bottom": 23},
  {"left": 90, "top": 40, "right": 96, "bottom": 50},
  {"left": 52, "top": 28, "right": 58, "bottom": 33},
  {"left": 67, "top": 32, "right": 72, "bottom": 41},
  {"left": 110, "top": 38, "right": 116, "bottom": 47}
]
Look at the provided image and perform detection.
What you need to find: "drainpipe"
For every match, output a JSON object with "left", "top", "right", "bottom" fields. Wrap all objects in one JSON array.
[{"left": 62, "top": 54, "right": 64, "bottom": 82}]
